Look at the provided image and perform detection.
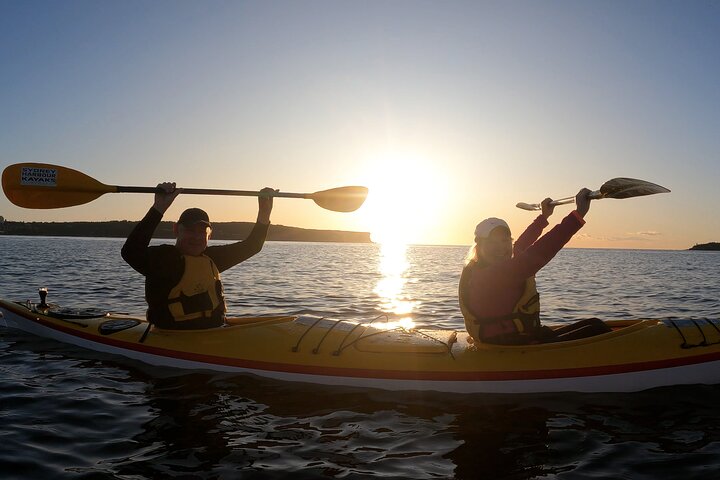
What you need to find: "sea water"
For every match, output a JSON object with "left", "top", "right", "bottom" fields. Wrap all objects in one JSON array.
[{"left": 1, "top": 235, "right": 719, "bottom": 479}]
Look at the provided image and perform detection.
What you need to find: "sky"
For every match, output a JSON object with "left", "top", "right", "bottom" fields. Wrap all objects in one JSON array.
[{"left": 1, "top": 0, "right": 718, "bottom": 249}]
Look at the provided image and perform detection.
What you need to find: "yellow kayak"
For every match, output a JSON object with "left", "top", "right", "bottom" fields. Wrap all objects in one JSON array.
[{"left": 2, "top": 297, "right": 720, "bottom": 393}]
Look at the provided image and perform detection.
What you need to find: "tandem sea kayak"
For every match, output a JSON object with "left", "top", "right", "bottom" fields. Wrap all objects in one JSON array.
[{"left": 2, "top": 296, "right": 720, "bottom": 394}]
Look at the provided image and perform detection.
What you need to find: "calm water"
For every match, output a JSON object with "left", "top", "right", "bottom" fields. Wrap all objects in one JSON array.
[{"left": 1, "top": 235, "right": 720, "bottom": 479}]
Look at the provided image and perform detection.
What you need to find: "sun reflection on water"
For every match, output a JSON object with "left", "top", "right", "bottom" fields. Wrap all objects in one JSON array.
[{"left": 374, "top": 241, "right": 417, "bottom": 329}]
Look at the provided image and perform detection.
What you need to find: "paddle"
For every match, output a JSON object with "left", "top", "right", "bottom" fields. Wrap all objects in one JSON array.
[
  {"left": 516, "top": 177, "right": 670, "bottom": 211},
  {"left": 2, "top": 163, "right": 368, "bottom": 212}
]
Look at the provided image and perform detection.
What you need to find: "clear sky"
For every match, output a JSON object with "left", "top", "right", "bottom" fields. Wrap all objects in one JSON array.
[{"left": 1, "top": 0, "right": 718, "bottom": 249}]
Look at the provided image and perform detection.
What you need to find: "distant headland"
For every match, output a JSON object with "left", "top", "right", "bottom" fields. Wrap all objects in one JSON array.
[
  {"left": 689, "top": 242, "right": 720, "bottom": 251},
  {"left": 0, "top": 220, "right": 371, "bottom": 243}
]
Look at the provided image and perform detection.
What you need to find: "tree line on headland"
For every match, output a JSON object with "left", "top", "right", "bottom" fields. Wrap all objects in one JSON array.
[
  {"left": 0, "top": 217, "right": 716, "bottom": 249},
  {"left": 689, "top": 242, "right": 720, "bottom": 251},
  {"left": 0, "top": 219, "right": 371, "bottom": 243}
]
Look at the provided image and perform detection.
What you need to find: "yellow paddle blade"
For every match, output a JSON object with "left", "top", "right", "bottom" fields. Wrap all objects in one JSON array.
[
  {"left": 310, "top": 186, "right": 368, "bottom": 212},
  {"left": 2, "top": 163, "right": 117, "bottom": 209}
]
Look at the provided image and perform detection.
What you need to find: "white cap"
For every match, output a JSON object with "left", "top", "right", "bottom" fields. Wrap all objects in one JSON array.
[{"left": 474, "top": 217, "right": 510, "bottom": 239}]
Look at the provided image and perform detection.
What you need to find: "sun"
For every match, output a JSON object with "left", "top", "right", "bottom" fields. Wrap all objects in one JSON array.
[{"left": 355, "top": 153, "right": 448, "bottom": 245}]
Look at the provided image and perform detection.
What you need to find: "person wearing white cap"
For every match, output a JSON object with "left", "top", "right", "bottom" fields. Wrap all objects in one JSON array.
[
  {"left": 459, "top": 188, "right": 611, "bottom": 345},
  {"left": 122, "top": 182, "right": 275, "bottom": 330}
]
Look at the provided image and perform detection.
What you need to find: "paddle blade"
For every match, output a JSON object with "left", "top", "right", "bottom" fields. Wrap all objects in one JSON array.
[
  {"left": 2, "top": 163, "right": 116, "bottom": 209},
  {"left": 310, "top": 186, "right": 368, "bottom": 212},
  {"left": 516, "top": 202, "right": 539, "bottom": 211},
  {"left": 599, "top": 178, "right": 671, "bottom": 199}
]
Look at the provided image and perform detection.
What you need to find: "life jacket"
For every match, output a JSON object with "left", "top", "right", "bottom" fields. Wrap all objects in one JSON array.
[
  {"left": 459, "top": 265, "right": 540, "bottom": 343},
  {"left": 165, "top": 254, "right": 226, "bottom": 325}
]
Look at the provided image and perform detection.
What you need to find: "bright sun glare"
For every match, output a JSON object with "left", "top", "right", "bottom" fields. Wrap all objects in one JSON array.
[
  {"left": 354, "top": 153, "right": 448, "bottom": 326},
  {"left": 356, "top": 153, "right": 447, "bottom": 246}
]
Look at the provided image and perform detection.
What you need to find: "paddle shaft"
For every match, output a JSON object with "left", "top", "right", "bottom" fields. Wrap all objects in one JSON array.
[
  {"left": 519, "top": 190, "right": 603, "bottom": 211},
  {"left": 552, "top": 190, "right": 604, "bottom": 205},
  {"left": 117, "top": 186, "right": 308, "bottom": 199}
]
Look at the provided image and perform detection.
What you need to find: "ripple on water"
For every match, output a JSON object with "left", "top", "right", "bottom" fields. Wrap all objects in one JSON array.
[{"left": 2, "top": 238, "right": 720, "bottom": 478}]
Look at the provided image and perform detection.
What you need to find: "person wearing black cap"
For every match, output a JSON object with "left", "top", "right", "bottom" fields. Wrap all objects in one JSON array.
[
  {"left": 121, "top": 182, "right": 274, "bottom": 330},
  {"left": 459, "top": 189, "right": 610, "bottom": 345}
]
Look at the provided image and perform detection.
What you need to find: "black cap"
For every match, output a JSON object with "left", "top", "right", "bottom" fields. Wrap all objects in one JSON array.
[{"left": 177, "top": 208, "right": 211, "bottom": 227}]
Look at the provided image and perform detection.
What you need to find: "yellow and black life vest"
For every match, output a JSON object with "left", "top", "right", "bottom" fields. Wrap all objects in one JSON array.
[
  {"left": 459, "top": 265, "right": 540, "bottom": 343},
  {"left": 166, "top": 254, "right": 226, "bottom": 324}
]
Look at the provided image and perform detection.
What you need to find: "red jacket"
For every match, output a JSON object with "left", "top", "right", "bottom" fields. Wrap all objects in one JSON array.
[{"left": 464, "top": 211, "right": 585, "bottom": 321}]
